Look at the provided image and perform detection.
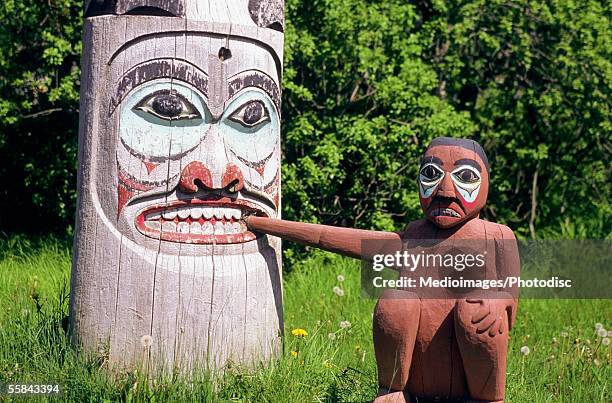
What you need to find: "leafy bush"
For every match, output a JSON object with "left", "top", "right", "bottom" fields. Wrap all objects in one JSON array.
[{"left": 0, "top": 1, "right": 609, "bottom": 243}]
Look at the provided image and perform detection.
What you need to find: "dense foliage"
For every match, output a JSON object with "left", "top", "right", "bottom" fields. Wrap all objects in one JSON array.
[{"left": 0, "top": 1, "right": 610, "bottom": 242}]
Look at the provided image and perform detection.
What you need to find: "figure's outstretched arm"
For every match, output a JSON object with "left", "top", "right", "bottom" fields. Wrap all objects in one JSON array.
[{"left": 245, "top": 216, "right": 402, "bottom": 260}]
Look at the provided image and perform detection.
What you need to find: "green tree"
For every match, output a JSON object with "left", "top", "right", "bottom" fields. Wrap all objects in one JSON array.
[
  {"left": 0, "top": 0, "right": 82, "bottom": 232},
  {"left": 0, "top": 0, "right": 609, "bottom": 246}
]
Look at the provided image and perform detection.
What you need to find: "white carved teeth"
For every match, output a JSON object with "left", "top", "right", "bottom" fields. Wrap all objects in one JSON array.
[
  {"left": 144, "top": 205, "right": 256, "bottom": 238},
  {"left": 177, "top": 222, "right": 190, "bottom": 233},
  {"left": 147, "top": 212, "right": 162, "bottom": 220},
  {"left": 214, "top": 222, "right": 225, "bottom": 235},
  {"left": 145, "top": 216, "right": 246, "bottom": 236},
  {"left": 202, "top": 222, "right": 214, "bottom": 235},
  {"left": 178, "top": 208, "right": 190, "bottom": 220},
  {"left": 191, "top": 207, "right": 203, "bottom": 219},
  {"left": 146, "top": 221, "right": 161, "bottom": 231},
  {"left": 162, "top": 221, "right": 176, "bottom": 232},
  {"left": 162, "top": 209, "right": 178, "bottom": 219},
  {"left": 190, "top": 221, "right": 202, "bottom": 234},
  {"left": 153, "top": 206, "right": 247, "bottom": 221}
]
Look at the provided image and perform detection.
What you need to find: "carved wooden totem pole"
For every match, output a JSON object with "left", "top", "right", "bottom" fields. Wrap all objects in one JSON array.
[
  {"left": 70, "top": 0, "right": 285, "bottom": 373},
  {"left": 247, "top": 137, "right": 520, "bottom": 402}
]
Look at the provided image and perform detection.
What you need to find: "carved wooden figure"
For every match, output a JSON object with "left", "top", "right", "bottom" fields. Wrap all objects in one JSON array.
[
  {"left": 246, "top": 137, "right": 520, "bottom": 402},
  {"left": 70, "top": 0, "right": 285, "bottom": 373}
]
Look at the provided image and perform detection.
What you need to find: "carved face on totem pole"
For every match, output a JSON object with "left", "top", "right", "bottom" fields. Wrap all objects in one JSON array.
[
  {"left": 418, "top": 137, "right": 490, "bottom": 228},
  {"left": 71, "top": 0, "right": 285, "bottom": 371}
]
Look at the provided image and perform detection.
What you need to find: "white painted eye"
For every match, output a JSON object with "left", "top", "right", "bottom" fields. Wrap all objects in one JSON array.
[
  {"left": 451, "top": 165, "right": 481, "bottom": 189},
  {"left": 227, "top": 100, "right": 270, "bottom": 128},
  {"left": 134, "top": 89, "right": 201, "bottom": 121},
  {"left": 419, "top": 163, "right": 444, "bottom": 184},
  {"left": 452, "top": 166, "right": 480, "bottom": 184},
  {"left": 450, "top": 165, "right": 482, "bottom": 202},
  {"left": 419, "top": 163, "right": 444, "bottom": 198}
]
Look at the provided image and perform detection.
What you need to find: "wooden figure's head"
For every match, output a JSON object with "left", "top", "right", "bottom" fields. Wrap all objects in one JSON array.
[
  {"left": 71, "top": 0, "right": 285, "bottom": 372},
  {"left": 418, "top": 137, "right": 490, "bottom": 229}
]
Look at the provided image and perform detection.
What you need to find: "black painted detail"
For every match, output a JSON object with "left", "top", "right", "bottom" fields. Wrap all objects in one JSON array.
[
  {"left": 218, "top": 47, "right": 233, "bottom": 62},
  {"left": 228, "top": 72, "right": 281, "bottom": 113},
  {"left": 85, "top": 0, "right": 117, "bottom": 17},
  {"left": 124, "top": 6, "right": 176, "bottom": 17},
  {"left": 85, "top": 0, "right": 184, "bottom": 17},
  {"left": 248, "top": 0, "right": 284, "bottom": 32}
]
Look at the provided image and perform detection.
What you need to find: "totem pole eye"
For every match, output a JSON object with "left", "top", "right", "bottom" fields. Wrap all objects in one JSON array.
[
  {"left": 134, "top": 89, "right": 202, "bottom": 121},
  {"left": 452, "top": 167, "right": 480, "bottom": 184},
  {"left": 228, "top": 100, "right": 270, "bottom": 128},
  {"left": 419, "top": 164, "right": 444, "bottom": 182}
]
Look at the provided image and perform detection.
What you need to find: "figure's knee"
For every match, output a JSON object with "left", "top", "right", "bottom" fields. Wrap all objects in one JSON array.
[
  {"left": 373, "top": 290, "right": 420, "bottom": 391},
  {"left": 374, "top": 289, "right": 420, "bottom": 335},
  {"left": 454, "top": 300, "right": 510, "bottom": 401}
]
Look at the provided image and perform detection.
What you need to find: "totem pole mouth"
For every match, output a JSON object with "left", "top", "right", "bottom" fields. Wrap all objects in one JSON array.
[{"left": 135, "top": 199, "right": 268, "bottom": 244}]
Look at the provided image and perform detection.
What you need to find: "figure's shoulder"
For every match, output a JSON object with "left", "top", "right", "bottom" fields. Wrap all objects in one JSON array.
[{"left": 480, "top": 220, "right": 516, "bottom": 241}]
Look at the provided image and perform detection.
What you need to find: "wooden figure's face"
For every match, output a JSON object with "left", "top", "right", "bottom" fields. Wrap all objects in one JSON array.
[
  {"left": 107, "top": 35, "right": 281, "bottom": 249},
  {"left": 418, "top": 140, "right": 489, "bottom": 228}
]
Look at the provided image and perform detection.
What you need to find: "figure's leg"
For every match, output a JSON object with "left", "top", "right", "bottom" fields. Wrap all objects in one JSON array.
[
  {"left": 373, "top": 289, "right": 420, "bottom": 401},
  {"left": 455, "top": 299, "right": 510, "bottom": 402}
]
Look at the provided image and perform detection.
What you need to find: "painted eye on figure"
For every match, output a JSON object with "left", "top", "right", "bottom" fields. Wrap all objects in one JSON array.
[
  {"left": 134, "top": 89, "right": 201, "bottom": 121},
  {"left": 420, "top": 164, "right": 444, "bottom": 182},
  {"left": 228, "top": 100, "right": 270, "bottom": 128},
  {"left": 452, "top": 167, "right": 480, "bottom": 183}
]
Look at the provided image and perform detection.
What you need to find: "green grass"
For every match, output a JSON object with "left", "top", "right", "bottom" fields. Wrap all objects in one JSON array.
[{"left": 0, "top": 238, "right": 610, "bottom": 402}]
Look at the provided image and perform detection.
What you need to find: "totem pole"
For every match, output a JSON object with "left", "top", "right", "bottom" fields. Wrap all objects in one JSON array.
[
  {"left": 247, "top": 137, "right": 520, "bottom": 402},
  {"left": 70, "top": 0, "right": 285, "bottom": 373}
]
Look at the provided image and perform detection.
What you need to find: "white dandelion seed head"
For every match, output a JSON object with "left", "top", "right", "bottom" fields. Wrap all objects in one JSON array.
[
  {"left": 140, "top": 335, "right": 153, "bottom": 347},
  {"left": 340, "top": 320, "right": 352, "bottom": 329},
  {"left": 602, "top": 337, "right": 610, "bottom": 346},
  {"left": 328, "top": 333, "right": 336, "bottom": 340},
  {"left": 593, "top": 359, "right": 601, "bottom": 367},
  {"left": 333, "top": 286, "right": 345, "bottom": 297},
  {"left": 337, "top": 274, "right": 345, "bottom": 282},
  {"left": 597, "top": 328, "right": 607, "bottom": 338},
  {"left": 520, "top": 346, "right": 530, "bottom": 356},
  {"left": 560, "top": 331, "right": 569, "bottom": 338},
  {"left": 595, "top": 323, "right": 604, "bottom": 330}
]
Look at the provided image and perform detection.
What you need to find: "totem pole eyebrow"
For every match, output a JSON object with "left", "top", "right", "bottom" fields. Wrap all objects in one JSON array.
[
  {"left": 421, "top": 156, "right": 444, "bottom": 166},
  {"left": 227, "top": 71, "right": 281, "bottom": 113},
  {"left": 454, "top": 158, "right": 482, "bottom": 172},
  {"left": 110, "top": 59, "right": 208, "bottom": 115}
]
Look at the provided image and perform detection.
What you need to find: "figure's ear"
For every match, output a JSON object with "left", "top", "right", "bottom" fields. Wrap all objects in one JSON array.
[{"left": 85, "top": 0, "right": 184, "bottom": 18}]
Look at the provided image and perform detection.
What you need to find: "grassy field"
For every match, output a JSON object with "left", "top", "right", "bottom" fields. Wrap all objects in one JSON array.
[{"left": 0, "top": 237, "right": 609, "bottom": 402}]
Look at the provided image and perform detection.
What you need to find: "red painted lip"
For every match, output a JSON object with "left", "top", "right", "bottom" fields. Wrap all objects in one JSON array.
[{"left": 135, "top": 199, "right": 269, "bottom": 244}]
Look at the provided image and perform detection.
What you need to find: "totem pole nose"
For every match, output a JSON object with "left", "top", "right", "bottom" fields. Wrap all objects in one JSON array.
[
  {"left": 179, "top": 161, "right": 213, "bottom": 193},
  {"left": 436, "top": 174, "right": 456, "bottom": 198},
  {"left": 221, "top": 163, "right": 245, "bottom": 194}
]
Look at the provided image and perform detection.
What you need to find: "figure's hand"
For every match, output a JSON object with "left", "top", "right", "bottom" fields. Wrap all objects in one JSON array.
[{"left": 464, "top": 298, "right": 513, "bottom": 337}]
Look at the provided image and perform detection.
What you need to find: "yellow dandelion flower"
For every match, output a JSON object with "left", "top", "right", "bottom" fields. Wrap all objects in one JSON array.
[
  {"left": 291, "top": 328, "right": 308, "bottom": 338},
  {"left": 290, "top": 350, "right": 299, "bottom": 357},
  {"left": 323, "top": 360, "right": 332, "bottom": 368}
]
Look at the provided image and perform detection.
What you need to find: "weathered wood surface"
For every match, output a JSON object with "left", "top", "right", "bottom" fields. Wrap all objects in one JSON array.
[{"left": 70, "top": 0, "right": 285, "bottom": 374}]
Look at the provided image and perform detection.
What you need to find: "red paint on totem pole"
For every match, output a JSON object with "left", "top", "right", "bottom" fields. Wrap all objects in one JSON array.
[
  {"left": 117, "top": 172, "right": 155, "bottom": 214},
  {"left": 221, "top": 163, "right": 245, "bottom": 192},
  {"left": 179, "top": 161, "right": 213, "bottom": 193},
  {"left": 143, "top": 160, "right": 159, "bottom": 174}
]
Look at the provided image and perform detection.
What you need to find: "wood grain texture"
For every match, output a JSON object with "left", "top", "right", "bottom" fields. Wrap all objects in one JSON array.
[{"left": 71, "top": 1, "right": 284, "bottom": 375}]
